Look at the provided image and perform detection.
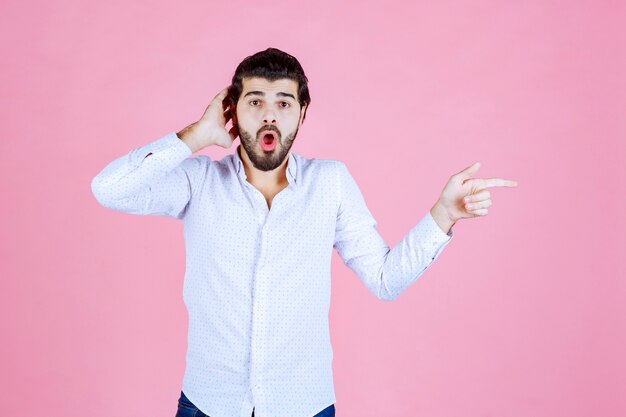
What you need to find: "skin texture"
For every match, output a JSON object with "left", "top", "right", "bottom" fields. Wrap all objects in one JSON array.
[
  {"left": 222, "top": 77, "right": 307, "bottom": 209},
  {"left": 231, "top": 77, "right": 306, "bottom": 194},
  {"left": 429, "top": 162, "right": 518, "bottom": 234}
]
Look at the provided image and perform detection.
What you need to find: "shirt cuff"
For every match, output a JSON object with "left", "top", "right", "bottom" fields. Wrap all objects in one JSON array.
[
  {"left": 425, "top": 209, "right": 454, "bottom": 239},
  {"left": 414, "top": 210, "right": 454, "bottom": 261},
  {"left": 129, "top": 131, "right": 193, "bottom": 171}
]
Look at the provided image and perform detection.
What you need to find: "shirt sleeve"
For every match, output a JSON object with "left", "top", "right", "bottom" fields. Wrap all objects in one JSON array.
[
  {"left": 90, "top": 131, "right": 207, "bottom": 220},
  {"left": 333, "top": 162, "right": 454, "bottom": 301}
]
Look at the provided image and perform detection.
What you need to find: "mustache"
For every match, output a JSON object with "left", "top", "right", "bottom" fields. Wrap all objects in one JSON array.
[{"left": 257, "top": 126, "right": 281, "bottom": 139}]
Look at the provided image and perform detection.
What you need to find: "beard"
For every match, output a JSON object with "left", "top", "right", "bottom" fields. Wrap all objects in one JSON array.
[{"left": 238, "top": 123, "right": 300, "bottom": 172}]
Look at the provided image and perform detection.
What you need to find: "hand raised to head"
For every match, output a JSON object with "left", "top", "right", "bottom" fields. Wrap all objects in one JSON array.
[{"left": 177, "top": 86, "right": 240, "bottom": 152}]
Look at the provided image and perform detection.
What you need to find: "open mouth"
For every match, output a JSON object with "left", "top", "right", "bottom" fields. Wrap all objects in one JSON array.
[{"left": 260, "top": 130, "right": 277, "bottom": 151}]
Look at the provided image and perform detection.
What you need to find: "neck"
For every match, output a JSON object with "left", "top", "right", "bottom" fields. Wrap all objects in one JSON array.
[{"left": 238, "top": 145, "right": 289, "bottom": 189}]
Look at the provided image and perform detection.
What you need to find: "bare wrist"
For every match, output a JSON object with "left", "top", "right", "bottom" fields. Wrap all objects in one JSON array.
[
  {"left": 177, "top": 125, "right": 201, "bottom": 153},
  {"left": 430, "top": 201, "right": 455, "bottom": 235}
]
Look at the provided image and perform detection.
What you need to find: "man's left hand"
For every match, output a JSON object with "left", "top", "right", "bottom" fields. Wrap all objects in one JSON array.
[{"left": 430, "top": 162, "right": 518, "bottom": 233}]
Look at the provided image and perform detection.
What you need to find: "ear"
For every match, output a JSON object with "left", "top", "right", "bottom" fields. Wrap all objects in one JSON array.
[
  {"left": 298, "top": 104, "right": 307, "bottom": 127},
  {"left": 230, "top": 98, "right": 238, "bottom": 125}
]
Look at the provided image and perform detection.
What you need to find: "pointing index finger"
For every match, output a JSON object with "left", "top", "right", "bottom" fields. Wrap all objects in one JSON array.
[{"left": 481, "top": 178, "right": 518, "bottom": 188}]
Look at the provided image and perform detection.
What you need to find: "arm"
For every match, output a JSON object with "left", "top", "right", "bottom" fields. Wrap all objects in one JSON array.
[
  {"left": 333, "top": 162, "right": 453, "bottom": 301},
  {"left": 90, "top": 131, "right": 207, "bottom": 219},
  {"left": 91, "top": 85, "right": 242, "bottom": 219}
]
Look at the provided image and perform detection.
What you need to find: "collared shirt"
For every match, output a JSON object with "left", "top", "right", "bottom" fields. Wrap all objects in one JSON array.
[{"left": 91, "top": 131, "right": 454, "bottom": 417}]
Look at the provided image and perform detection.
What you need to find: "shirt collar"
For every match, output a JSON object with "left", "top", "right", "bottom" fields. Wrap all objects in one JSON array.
[{"left": 233, "top": 144, "right": 298, "bottom": 187}]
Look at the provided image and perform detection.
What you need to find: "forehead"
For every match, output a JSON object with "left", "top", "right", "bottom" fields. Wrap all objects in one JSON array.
[{"left": 241, "top": 77, "right": 298, "bottom": 99}]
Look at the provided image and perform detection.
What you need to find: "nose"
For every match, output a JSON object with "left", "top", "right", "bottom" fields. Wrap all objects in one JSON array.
[{"left": 262, "top": 108, "right": 277, "bottom": 126}]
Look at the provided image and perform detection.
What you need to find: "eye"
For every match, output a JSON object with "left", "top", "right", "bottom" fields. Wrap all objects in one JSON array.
[
  {"left": 280, "top": 102, "right": 290, "bottom": 108},
  {"left": 250, "top": 99, "right": 261, "bottom": 106}
]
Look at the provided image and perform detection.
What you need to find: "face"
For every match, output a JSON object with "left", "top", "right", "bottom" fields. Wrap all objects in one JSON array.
[{"left": 232, "top": 77, "right": 306, "bottom": 172}]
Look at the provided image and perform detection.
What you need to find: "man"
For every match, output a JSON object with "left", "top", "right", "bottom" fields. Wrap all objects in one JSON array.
[{"left": 91, "top": 47, "right": 517, "bottom": 417}]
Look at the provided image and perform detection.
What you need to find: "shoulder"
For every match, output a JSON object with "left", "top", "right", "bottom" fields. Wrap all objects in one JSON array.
[
  {"left": 180, "top": 154, "right": 212, "bottom": 174},
  {"left": 292, "top": 153, "right": 347, "bottom": 185},
  {"left": 177, "top": 154, "right": 212, "bottom": 191},
  {"left": 292, "top": 152, "right": 346, "bottom": 174},
  {"left": 182, "top": 154, "right": 211, "bottom": 166}
]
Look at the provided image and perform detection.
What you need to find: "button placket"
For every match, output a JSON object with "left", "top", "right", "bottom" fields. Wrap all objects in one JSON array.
[
  {"left": 246, "top": 183, "right": 292, "bottom": 400},
  {"left": 250, "top": 221, "right": 271, "bottom": 394}
]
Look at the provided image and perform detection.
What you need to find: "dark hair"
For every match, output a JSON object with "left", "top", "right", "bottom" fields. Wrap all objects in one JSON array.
[{"left": 230, "top": 47, "right": 311, "bottom": 122}]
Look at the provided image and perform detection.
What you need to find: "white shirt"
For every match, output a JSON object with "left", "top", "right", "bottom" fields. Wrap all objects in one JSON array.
[{"left": 91, "top": 131, "right": 454, "bottom": 417}]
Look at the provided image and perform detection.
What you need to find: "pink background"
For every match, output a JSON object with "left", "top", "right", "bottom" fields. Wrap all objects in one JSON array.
[{"left": 1, "top": 0, "right": 625, "bottom": 416}]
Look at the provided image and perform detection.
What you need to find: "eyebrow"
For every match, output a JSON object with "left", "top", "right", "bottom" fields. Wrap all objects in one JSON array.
[{"left": 243, "top": 90, "right": 296, "bottom": 100}]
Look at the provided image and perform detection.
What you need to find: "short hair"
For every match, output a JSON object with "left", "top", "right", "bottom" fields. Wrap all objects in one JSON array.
[{"left": 229, "top": 47, "right": 311, "bottom": 122}]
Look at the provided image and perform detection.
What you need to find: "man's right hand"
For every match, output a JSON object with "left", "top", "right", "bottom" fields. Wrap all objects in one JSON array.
[{"left": 177, "top": 86, "right": 239, "bottom": 153}]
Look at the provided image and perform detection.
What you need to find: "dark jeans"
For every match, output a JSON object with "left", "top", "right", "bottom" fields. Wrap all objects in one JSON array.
[{"left": 175, "top": 390, "right": 336, "bottom": 417}]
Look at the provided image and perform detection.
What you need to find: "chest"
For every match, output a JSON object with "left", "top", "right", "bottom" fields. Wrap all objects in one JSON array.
[
  {"left": 255, "top": 183, "right": 288, "bottom": 210},
  {"left": 183, "top": 162, "right": 340, "bottom": 261}
]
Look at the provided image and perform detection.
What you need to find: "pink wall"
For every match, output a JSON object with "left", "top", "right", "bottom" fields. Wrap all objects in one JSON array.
[{"left": 1, "top": 0, "right": 624, "bottom": 416}]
